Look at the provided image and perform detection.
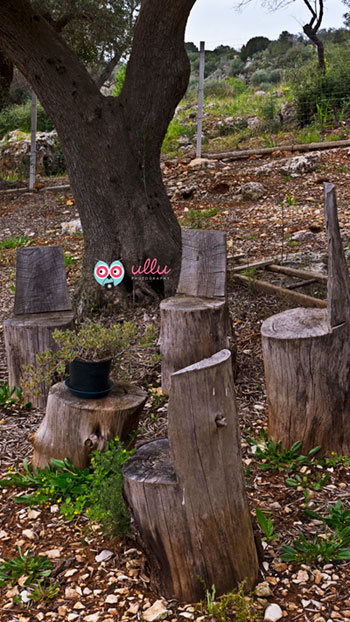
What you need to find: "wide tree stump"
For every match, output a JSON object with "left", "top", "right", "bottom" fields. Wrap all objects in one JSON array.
[
  {"left": 31, "top": 381, "right": 147, "bottom": 469},
  {"left": 3, "top": 311, "right": 74, "bottom": 409},
  {"left": 160, "top": 229, "right": 235, "bottom": 394},
  {"left": 262, "top": 183, "right": 350, "bottom": 454},
  {"left": 124, "top": 350, "right": 260, "bottom": 602},
  {"left": 160, "top": 295, "right": 233, "bottom": 394}
]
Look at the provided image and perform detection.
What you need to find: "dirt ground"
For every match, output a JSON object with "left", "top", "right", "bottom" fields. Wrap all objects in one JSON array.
[{"left": 1, "top": 145, "right": 350, "bottom": 621}]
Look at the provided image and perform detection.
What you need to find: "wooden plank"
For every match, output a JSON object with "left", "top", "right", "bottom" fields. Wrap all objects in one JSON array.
[
  {"left": 177, "top": 229, "right": 227, "bottom": 299},
  {"left": 285, "top": 278, "right": 317, "bottom": 290},
  {"left": 231, "top": 259, "right": 274, "bottom": 273},
  {"left": 14, "top": 246, "right": 72, "bottom": 315},
  {"left": 233, "top": 273, "right": 327, "bottom": 308},
  {"left": 324, "top": 182, "right": 350, "bottom": 327},
  {"left": 266, "top": 263, "right": 328, "bottom": 284}
]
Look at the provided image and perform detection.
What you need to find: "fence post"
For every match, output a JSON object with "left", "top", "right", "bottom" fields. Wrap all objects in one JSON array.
[
  {"left": 196, "top": 41, "right": 205, "bottom": 158},
  {"left": 29, "top": 90, "right": 37, "bottom": 190}
]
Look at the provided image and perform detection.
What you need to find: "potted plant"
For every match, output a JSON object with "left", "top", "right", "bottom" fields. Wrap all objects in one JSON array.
[{"left": 23, "top": 321, "right": 137, "bottom": 399}]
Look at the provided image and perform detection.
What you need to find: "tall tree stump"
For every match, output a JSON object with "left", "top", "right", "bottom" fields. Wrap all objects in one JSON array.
[
  {"left": 261, "top": 183, "right": 350, "bottom": 454},
  {"left": 160, "top": 229, "right": 235, "bottom": 394},
  {"left": 124, "top": 350, "right": 260, "bottom": 602},
  {"left": 4, "top": 311, "right": 74, "bottom": 409},
  {"left": 31, "top": 381, "right": 147, "bottom": 469},
  {"left": 3, "top": 246, "right": 73, "bottom": 408}
]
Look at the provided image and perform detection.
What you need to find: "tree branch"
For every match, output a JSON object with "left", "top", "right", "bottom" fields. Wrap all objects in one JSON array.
[{"left": 96, "top": 50, "right": 123, "bottom": 89}]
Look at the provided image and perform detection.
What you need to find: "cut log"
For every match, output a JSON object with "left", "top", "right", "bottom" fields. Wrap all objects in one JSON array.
[
  {"left": 14, "top": 246, "right": 72, "bottom": 315},
  {"left": 124, "top": 350, "right": 260, "bottom": 602},
  {"left": 31, "top": 381, "right": 147, "bottom": 469},
  {"left": 233, "top": 273, "right": 327, "bottom": 308},
  {"left": 3, "top": 311, "right": 74, "bottom": 409},
  {"left": 177, "top": 229, "right": 226, "bottom": 299},
  {"left": 261, "top": 183, "right": 350, "bottom": 454},
  {"left": 160, "top": 295, "right": 234, "bottom": 394}
]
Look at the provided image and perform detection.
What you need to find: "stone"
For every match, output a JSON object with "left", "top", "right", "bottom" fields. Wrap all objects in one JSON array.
[
  {"left": 240, "top": 181, "right": 265, "bottom": 201},
  {"left": 279, "top": 101, "right": 297, "bottom": 128},
  {"left": 294, "top": 569, "right": 309, "bottom": 583},
  {"left": 44, "top": 548, "right": 61, "bottom": 559},
  {"left": 256, "top": 582, "right": 273, "bottom": 597},
  {"left": 143, "top": 600, "right": 168, "bottom": 622},
  {"left": 95, "top": 550, "right": 114, "bottom": 563},
  {"left": 22, "top": 529, "right": 35, "bottom": 540},
  {"left": 264, "top": 604, "right": 283, "bottom": 622},
  {"left": 279, "top": 152, "right": 321, "bottom": 177},
  {"left": 61, "top": 218, "right": 82, "bottom": 234},
  {"left": 255, "top": 90, "right": 266, "bottom": 96},
  {"left": 105, "top": 595, "right": 119, "bottom": 605},
  {"left": 0, "top": 130, "right": 65, "bottom": 177},
  {"left": 247, "top": 116, "right": 261, "bottom": 129},
  {"left": 177, "top": 136, "right": 191, "bottom": 146},
  {"left": 291, "top": 229, "right": 316, "bottom": 242},
  {"left": 84, "top": 615, "right": 100, "bottom": 622},
  {"left": 188, "top": 158, "right": 212, "bottom": 168}
]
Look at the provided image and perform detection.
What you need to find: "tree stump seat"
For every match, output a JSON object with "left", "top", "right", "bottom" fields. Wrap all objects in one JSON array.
[
  {"left": 3, "top": 246, "right": 73, "bottom": 408},
  {"left": 124, "top": 350, "right": 260, "bottom": 602},
  {"left": 160, "top": 229, "right": 235, "bottom": 394},
  {"left": 31, "top": 381, "right": 147, "bottom": 469},
  {"left": 262, "top": 183, "right": 350, "bottom": 455}
]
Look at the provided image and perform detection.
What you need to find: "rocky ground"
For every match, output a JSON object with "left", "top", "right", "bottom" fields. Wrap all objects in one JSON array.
[{"left": 1, "top": 144, "right": 350, "bottom": 621}]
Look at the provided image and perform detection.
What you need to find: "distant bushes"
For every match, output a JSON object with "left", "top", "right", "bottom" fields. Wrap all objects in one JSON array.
[
  {"left": 251, "top": 69, "right": 281, "bottom": 86},
  {"left": 293, "top": 49, "right": 350, "bottom": 126},
  {"left": 0, "top": 101, "right": 54, "bottom": 138}
]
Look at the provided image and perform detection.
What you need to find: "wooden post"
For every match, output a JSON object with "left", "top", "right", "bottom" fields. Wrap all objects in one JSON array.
[
  {"left": 196, "top": 41, "right": 205, "bottom": 159},
  {"left": 261, "top": 183, "right": 350, "bottom": 454},
  {"left": 29, "top": 90, "right": 37, "bottom": 190},
  {"left": 31, "top": 382, "right": 147, "bottom": 469},
  {"left": 160, "top": 229, "right": 236, "bottom": 394},
  {"left": 124, "top": 350, "right": 260, "bottom": 602}
]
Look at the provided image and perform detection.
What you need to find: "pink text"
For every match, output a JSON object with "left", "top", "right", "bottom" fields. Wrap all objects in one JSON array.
[{"left": 131, "top": 258, "right": 172, "bottom": 276}]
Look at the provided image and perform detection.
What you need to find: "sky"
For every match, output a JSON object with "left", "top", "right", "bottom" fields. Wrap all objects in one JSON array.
[{"left": 185, "top": 0, "right": 347, "bottom": 49}]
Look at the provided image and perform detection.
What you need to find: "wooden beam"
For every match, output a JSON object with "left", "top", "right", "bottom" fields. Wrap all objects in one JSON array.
[
  {"left": 266, "top": 263, "right": 328, "bottom": 284},
  {"left": 232, "top": 273, "right": 327, "bottom": 308}
]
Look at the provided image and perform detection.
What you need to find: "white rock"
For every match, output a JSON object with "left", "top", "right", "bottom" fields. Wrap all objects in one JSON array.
[
  {"left": 61, "top": 218, "right": 82, "bottom": 234},
  {"left": 143, "top": 599, "right": 168, "bottom": 622},
  {"left": 256, "top": 581, "right": 272, "bottom": 597},
  {"left": 84, "top": 615, "right": 100, "bottom": 622},
  {"left": 240, "top": 181, "right": 265, "bottom": 201},
  {"left": 95, "top": 550, "right": 114, "bottom": 563},
  {"left": 0, "top": 530, "right": 8, "bottom": 538},
  {"left": 22, "top": 529, "right": 35, "bottom": 540},
  {"left": 264, "top": 603, "right": 283, "bottom": 622},
  {"left": 188, "top": 158, "right": 212, "bottom": 168},
  {"left": 27, "top": 510, "right": 41, "bottom": 519},
  {"left": 44, "top": 548, "right": 61, "bottom": 559},
  {"left": 294, "top": 569, "right": 309, "bottom": 583},
  {"left": 105, "top": 594, "right": 119, "bottom": 604},
  {"left": 20, "top": 590, "right": 31, "bottom": 603}
]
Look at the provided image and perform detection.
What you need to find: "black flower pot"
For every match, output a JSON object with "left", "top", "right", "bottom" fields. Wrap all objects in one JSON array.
[{"left": 65, "top": 358, "right": 114, "bottom": 399}]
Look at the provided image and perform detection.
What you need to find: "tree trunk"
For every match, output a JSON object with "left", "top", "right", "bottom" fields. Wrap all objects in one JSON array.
[
  {"left": 262, "top": 183, "right": 350, "bottom": 455},
  {"left": 31, "top": 381, "right": 147, "bottom": 469},
  {"left": 0, "top": 47, "right": 13, "bottom": 112},
  {"left": 303, "top": 24, "right": 325, "bottom": 73},
  {"left": 0, "top": 0, "right": 197, "bottom": 302},
  {"left": 124, "top": 350, "right": 260, "bottom": 602}
]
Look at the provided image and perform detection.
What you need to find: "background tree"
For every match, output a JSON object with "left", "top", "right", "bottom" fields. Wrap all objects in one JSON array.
[
  {"left": 0, "top": 0, "right": 195, "bottom": 303},
  {"left": 240, "top": 36, "right": 270, "bottom": 62}
]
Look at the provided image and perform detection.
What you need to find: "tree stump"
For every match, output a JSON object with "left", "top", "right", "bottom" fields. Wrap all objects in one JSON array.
[
  {"left": 160, "top": 295, "right": 233, "bottom": 394},
  {"left": 261, "top": 183, "right": 350, "bottom": 454},
  {"left": 160, "top": 229, "right": 235, "bottom": 394},
  {"left": 3, "top": 311, "right": 74, "bottom": 409},
  {"left": 31, "top": 381, "right": 147, "bottom": 469},
  {"left": 3, "top": 246, "right": 73, "bottom": 408},
  {"left": 124, "top": 350, "right": 260, "bottom": 602}
]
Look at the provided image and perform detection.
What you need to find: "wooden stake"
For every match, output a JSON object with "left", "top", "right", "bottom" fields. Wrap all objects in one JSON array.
[
  {"left": 29, "top": 90, "right": 37, "bottom": 190},
  {"left": 196, "top": 42, "right": 205, "bottom": 159}
]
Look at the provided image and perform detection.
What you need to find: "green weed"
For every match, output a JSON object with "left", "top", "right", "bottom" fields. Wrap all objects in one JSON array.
[
  {"left": 198, "top": 580, "right": 260, "bottom": 622},
  {"left": 0, "top": 381, "right": 31, "bottom": 410},
  {"left": 255, "top": 508, "right": 278, "bottom": 542},
  {"left": 285, "top": 471, "right": 330, "bottom": 491},
  {"left": 0, "top": 547, "right": 53, "bottom": 588},
  {"left": 248, "top": 432, "right": 321, "bottom": 472},
  {"left": 0, "top": 235, "right": 32, "bottom": 249},
  {"left": 281, "top": 527, "right": 350, "bottom": 563}
]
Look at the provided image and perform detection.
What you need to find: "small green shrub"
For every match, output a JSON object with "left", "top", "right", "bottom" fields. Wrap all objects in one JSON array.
[
  {"left": 0, "top": 101, "right": 54, "bottom": 138},
  {"left": 198, "top": 580, "right": 259, "bottom": 622},
  {"left": 255, "top": 508, "right": 278, "bottom": 542},
  {"left": 248, "top": 432, "right": 321, "bottom": 472},
  {"left": 203, "top": 79, "right": 234, "bottom": 99},
  {"left": 251, "top": 70, "right": 269, "bottom": 86},
  {"left": 269, "top": 69, "right": 281, "bottom": 83},
  {"left": 183, "top": 208, "right": 218, "bottom": 229},
  {"left": 305, "top": 501, "right": 350, "bottom": 530},
  {"left": 285, "top": 471, "right": 330, "bottom": 491}
]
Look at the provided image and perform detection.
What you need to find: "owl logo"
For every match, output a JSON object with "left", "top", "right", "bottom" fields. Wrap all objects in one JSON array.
[{"left": 94, "top": 260, "right": 125, "bottom": 290}]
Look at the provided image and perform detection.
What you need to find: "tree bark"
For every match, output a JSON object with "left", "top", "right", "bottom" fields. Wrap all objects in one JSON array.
[
  {"left": 0, "top": 0, "right": 196, "bottom": 301},
  {"left": 124, "top": 350, "right": 260, "bottom": 602},
  {"left": 31, "top": 381, "right": 147, "bottom": 469},
  {"left": 0, "top": 47, "right": 13, "bottom": 112}
]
